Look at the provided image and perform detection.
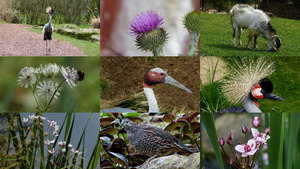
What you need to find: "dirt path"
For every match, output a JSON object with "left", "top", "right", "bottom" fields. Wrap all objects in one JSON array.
[{"left": 0, "top": 23, "right": 85, "bottom": 56}]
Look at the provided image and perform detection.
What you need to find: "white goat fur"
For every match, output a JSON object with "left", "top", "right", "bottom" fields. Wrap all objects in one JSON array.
[{"left": 230, "top": 4, "right": 281, "bottom": 51}]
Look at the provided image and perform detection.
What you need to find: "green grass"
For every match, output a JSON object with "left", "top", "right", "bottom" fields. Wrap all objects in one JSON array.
[
  {"left": 200, "top": 13, "right": 300, "bottom": 56},
  {"left": 28, "top": 28, "right": 100, "bottom": 56},
  {"left": 259, "top": 57, "right": 300, "bottom": 113}
]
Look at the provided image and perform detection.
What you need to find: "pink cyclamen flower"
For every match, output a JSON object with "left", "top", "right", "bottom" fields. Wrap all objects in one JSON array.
[
  {"left": 251, "top": 128, "right": 270, "bottom": 144},
  {"left": 252, "top": 117, "right": 260, "bottom": 128},
  {"left": 130, "top": 10, "right": 164, "bottom": 38},
  {"left": 235, "top": 139, "right": 259, "bottom": 157}
]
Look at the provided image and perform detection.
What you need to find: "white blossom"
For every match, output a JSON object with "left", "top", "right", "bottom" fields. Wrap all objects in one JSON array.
[
  {"left": 29, "top": 115, "right": 38, "bottom": 120},
  {"left": 42, "top": 63, "right": 60, "bottom": 78},
  {"left": 48, "top": 148, "right": 55, "bottom": 154},
  {"left": 17, "top": 67, "right": 37, "bottom": 88},
  {"left": 60, "top": 66, "right": 78, "bottom": 88},
  {"left": 45, "top": 139, "right": 55, "bottom": 146},
  {"left": 53, "top": 131, "right": 59, "bottom": 137},
  {"left": 36, "top": 80, "right": 61, "bottom": 101},
  {"left": 22, "top": 117, "right": 29, "bottom": 124}
]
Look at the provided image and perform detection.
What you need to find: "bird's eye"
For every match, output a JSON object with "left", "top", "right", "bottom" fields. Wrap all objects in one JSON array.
[{"left": 160, "top": 73, "right": 164, "bottom": 76}]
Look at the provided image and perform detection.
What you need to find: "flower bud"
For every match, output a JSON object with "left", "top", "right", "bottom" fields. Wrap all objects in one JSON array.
[
  {"left": 242, "top": 125, "right": 248, "bottom": 134},
  {"left": 227, "top": 138, "right": 232, "bottom": 145},
  {"left": 265, "top": 127, "right": 271, "bottom": 135},
  {"left": 228, "top": 132, "right": 233, "bottom": 140},
  {"left": 219, "top": 137, "right": 225, "bottom": 147},
  {"left": 183, "top": 10, "right": 201, "bottom": 32},
  {"left": 229, "top": 158, "right": 233, "bottom": 165},
  {"left": 252, "top": 117, "right": 260, "bottom": 128}
]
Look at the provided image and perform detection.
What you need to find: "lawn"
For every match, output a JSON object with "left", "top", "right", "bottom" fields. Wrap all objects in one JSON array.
[
  {"left": 28, "top": 27, "right": 100, "bottom": 56},
  {"left": 200, "top": 13, "right": 300, "bottom": 56}
]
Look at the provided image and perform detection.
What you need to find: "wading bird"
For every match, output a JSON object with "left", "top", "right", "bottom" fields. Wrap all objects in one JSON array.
[
  {"left": 218, "top": 57, "right": 283, "bottom": 113},
  {"left": 43, "top": 7, "right": 54, "bottom": 55},
  {"left": 100, "top": 67, "right": 192, "bottom": 114}
]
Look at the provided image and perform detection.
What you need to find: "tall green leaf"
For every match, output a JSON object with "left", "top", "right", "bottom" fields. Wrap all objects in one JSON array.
[
  {"left": 201, "top": 113, "right": 224, "bottom": 169},
  {"left": 268, "top": 113, "right": 284, "bottom": 169},
  {"left": 87, "top": 132, "right": 101, "bottom": 169},
  {"left": 286, "top": 113, "right": 300, "bottom": 169}
]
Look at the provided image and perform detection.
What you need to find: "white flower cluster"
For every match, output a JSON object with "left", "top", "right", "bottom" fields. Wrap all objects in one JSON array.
[
  {"left": 17, "top": 63, "right": 84, "bottom": 111},
  {"left": 22, "top": 115, "right": 81, "bottom": 156}
]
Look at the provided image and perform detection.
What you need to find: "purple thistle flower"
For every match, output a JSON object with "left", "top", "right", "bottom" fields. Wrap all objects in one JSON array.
[{"left": 130, "top": 10, "right": 164, "bottom": 39}]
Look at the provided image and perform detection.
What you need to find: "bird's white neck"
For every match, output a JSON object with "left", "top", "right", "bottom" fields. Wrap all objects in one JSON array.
[
  {"left": 143, "top": 88, "right": 159, "bottom": 113},
  {"left": 48, "top": 13, "right": 52, "bottom": 25},
  {"left": 242, "top": 95, "right": 262, "bottom": 113}
]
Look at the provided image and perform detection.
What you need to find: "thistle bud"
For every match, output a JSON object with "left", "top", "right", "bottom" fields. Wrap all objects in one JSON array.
[
  {"left": 252, "top": 117, "right": 260, "bottom": 128},
  {"left": 265, "top": 127, "right": 271, "bottom": 135},
  {"left": 227, "top": 138, "right": 232, "bottom": 145},
  {"left": 183, "top": 10, "right": 200, "bottom": 32},
  {"left": 242, "top": 125, "right": 248, "bottom": 134},
  {"left": 228, "top": 132, "right": 233, "bottom": 140},
  {"left": 219, "top": 137, "right": 225, "bottom": 147}
]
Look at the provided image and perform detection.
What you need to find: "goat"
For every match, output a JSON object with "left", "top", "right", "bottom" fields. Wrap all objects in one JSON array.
[{"left": 230, "top": 4, "right": 281, "bottom": 51}]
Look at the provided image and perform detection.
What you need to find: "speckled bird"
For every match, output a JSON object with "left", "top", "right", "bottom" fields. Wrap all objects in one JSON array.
[{"left": 121, "top": 118, "right": 193, "bottom": 157}]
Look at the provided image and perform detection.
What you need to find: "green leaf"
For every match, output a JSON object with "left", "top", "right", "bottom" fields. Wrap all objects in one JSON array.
[
  {"left": 87, "top": 132, "right": 101, "bottom": 169},
  {"left": 201, "top": 113, "right": 224, "bottom": 169},
  {"left": 268, "top": 113, "right": 284, "bottom": 169},
  {"left": 109, "top": 151, "right": 129, "bottom": 167},
  {"left": 286, "top": 113, "right": 300, "bottom": 169}
]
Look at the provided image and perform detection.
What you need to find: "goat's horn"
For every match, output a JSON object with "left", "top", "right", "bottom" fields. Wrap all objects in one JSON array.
[{"left": 271, "top": 35, "right": 279, "bottom": 39}]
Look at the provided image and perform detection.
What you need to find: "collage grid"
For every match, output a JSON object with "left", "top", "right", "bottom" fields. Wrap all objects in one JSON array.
[{"left": 0, "top": 0, "right": 299, "bottom": 169}]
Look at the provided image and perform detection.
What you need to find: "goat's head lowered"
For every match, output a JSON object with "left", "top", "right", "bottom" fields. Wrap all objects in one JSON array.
[{"left": 270, "top": 35, "right": 281, "bottom": 52}]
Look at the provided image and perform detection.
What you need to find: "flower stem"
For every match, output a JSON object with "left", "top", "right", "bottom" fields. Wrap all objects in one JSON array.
[
  {"left": 188, "top": 31, "right": 200, "bottom": 56},
  {"left": 43, "top": 79, "right": 66, "bottom": 112},
  {"left": 153, "top": 47, "right": 163, "bottom": 56}
]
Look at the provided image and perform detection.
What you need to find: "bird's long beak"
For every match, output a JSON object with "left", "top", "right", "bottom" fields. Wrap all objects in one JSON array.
[
  {"left": 263, "top": 92, "right": 284, "bottom": 101},
  {"left": 164, "top": 76, "right": 192, "bottom": 93}
]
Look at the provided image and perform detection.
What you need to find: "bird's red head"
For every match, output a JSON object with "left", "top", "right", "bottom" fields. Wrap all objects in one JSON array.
[
  {"left": 143, "top": 68, "right": 166, "bottom": 88},
  {"left": 49, "top": 9, "right": 54, "bottom": 15},
  {"left": 250, "top": 78, "right": 283, "bottom": 107}
]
